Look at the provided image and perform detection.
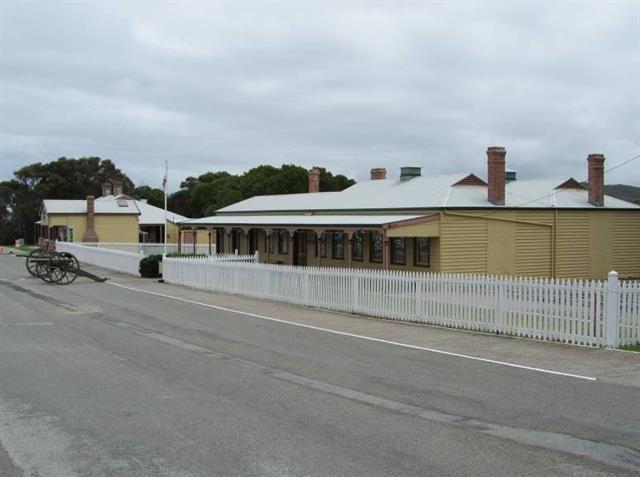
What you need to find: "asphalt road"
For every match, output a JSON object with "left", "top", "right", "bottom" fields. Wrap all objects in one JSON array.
[{"left": 1, "top": 254, "right": 639, "bottom": 477}]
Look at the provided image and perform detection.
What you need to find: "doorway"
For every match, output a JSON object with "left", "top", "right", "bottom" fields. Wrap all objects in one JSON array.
[{"left": 293, "top": 231, "right": 307, "bottom": 266}]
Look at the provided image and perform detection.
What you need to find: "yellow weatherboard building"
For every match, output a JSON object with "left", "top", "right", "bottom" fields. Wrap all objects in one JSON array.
[
  {"left": 37, "top": 180, "right": 188, "bottom": 246},
  {"left": 38, "top": 196, "right": 140, "bottom": 244},
  {"left": 177, "top": 148, "right": 640, "bottom": 279}
]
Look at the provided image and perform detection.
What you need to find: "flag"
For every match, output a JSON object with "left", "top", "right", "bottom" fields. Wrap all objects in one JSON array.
[
  {"left": 163, "top": 160, "right": 168, "bottom": 256},
  {"left": 162, "top": 160, "right": 168, "bottom": 192}
]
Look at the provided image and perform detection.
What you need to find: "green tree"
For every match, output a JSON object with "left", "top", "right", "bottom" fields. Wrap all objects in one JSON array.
[
  {"left": 179, "top": 164, "right": 356, "bottom": 218},
  {"left": 167, "top": 189, "right": 194, "bottom": 218},
  {"left": 0, "top": 157, "right": 134, "bottom": 244},
  {"left": 131, "top": 186, "right": 164, "bottom": 208}
]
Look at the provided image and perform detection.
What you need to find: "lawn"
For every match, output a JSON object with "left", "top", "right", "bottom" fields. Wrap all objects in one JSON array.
[{"left": 621, "top": 343, "right": 640, "bottom": 352}]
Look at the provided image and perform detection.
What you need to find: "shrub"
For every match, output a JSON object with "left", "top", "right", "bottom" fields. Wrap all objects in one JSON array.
[{"left": 139, "top": 254, "right": 162, "bottom": 278}]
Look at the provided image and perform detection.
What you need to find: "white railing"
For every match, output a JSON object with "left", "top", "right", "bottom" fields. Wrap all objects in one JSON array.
[
  {"left": 56, "top": 241, "right": 141, "bottom": 276},
  {"left": 163, "top": 259, "right": 640, "bottom": 348},
  {"left": 73, "top": 242, "right": 214, "bottom": 256},
  {"left": 167, "top": 252, "right": 259, "bottom": 264},
  {"left": 620, "top": 280, "right": 640, "bottom": 346}
]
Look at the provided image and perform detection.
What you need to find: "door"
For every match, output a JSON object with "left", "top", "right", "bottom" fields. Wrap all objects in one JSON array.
[
  {"left": 293, "top": 232, "right": 307, "bottom": 266},
  {"left": 249, "top": 229, "right": 258, "bottom": 254}
]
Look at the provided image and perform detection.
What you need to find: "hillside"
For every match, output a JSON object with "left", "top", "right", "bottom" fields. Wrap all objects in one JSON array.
[
  {"left": 604, "top": 184, "right": 640, "bottom": 204},
  {"left": 579, "top": 183, "right": 640, "bottom": 204}
]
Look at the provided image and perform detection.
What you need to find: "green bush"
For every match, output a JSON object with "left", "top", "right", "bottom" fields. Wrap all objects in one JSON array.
[{"left": 139, "top": 254, "right": 162, "bottom": 278}]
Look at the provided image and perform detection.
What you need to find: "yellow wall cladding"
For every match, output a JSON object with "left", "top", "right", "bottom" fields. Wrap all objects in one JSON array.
[
  {"left": 46, "top": 215, "right": 87, "bottom": 242},
  {"left": 387, "top": 222, "right": 440, "bottom": 237},
  {"left": 514, "top": 211, "right": 553, "bottom": 277},
  {"left": 439, "top": 209, "right": 640, "bottom": 279},
  {"left": 94, "top": 215, "right": 139, "bottom": 243},
  {"left": 555, "top": 211, "right": 590, "bottom": 278},
  {"left": 440, "top": 213, "right": 487, "bottom": 273},
  {"left": 613, "top": 211, "right": 640, "bottom": 278},
  {"left": 167, "top": 222, "right": 180, "bottom": 243}
]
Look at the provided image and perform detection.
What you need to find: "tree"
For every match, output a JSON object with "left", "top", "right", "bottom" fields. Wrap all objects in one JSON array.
[
  {"left": 174, "top": 164, "right": 356, "bottom": 218},
  {"left": 131, "top": 186, "right": 164, "bottom": 208},
  {"left": 0, "top": 156, "right": 357, "bottom": 243},
  {"left": 0, "top": 157, "right": 134, "bottom": 244},
  {"left": 167, "top": 189, "right": 194, "bottom": 218}
]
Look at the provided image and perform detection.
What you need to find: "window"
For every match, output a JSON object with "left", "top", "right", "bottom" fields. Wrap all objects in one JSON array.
[
  {"left": 391, "top": 238, "right": 405, "bottom": 264},
  {"left": 332, "top": 232, "right": 345, "bottom": 259},
  {"left": 370, "top": 232, "right": 383, "bottom": 262},
  {"left": 216, "top": 229, "right": 224, "bottom": 254},
  {"left": 231, "top": 230, "right": 240, "bottom": 253},
  {"left": 414, "top": 238, "right": 430, "bottom": 267},
  {"left": 318, "top": 233, "right": 327, "bottom": 258},
  {"left": 265, "top": 231, "right": 274, "bottom": 254},
  {"left": 249, "top": 230, "right": 258, "bottom": 254},
  {"left": 278, "top": 229, "right": 289, "bottom": 255},
  {"left": 352, "top": 232, "right": 363, "bottom": 260}
]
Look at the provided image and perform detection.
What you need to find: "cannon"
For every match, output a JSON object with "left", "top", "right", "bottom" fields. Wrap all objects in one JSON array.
[{"left": 22, "top": 249, "right": 108, "bottom": 285}]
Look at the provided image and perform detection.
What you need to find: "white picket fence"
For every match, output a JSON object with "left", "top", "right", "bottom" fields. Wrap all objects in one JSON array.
[
  {"left": 56, "top": 241, "right": 141, "bottom": 275},
  {"left": 163, "top": 259, "right": 640, "bottom": 348},
  {"left": 55, "top": 242, "right": 259, "bottom": 276},
  {"left": 73, "top": 242, "right": 213, "bottom": 256},
  {"left": 167, "top": 252, "right": 260, "bottom": 264}
]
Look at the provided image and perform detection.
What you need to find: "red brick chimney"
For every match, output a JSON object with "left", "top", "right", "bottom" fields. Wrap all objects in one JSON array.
[
  {"left": 101, "top": 182, "right": 112, "bottom": 197},
  {"left": 112, "top": 180, "right": 123, "bottom": 196},
  {"left": 308, "top": 168, "right": 320, "bottom": 193},
  {"left": 370, "top": 168, "right": 387, "bottom": 180},
  {"left": 83, "top": 195, "right": 99, "bottom": 242},
  {"left": 487, "top": 146, "right": 506, "bottom": 205},
  {"left": 587, "top": 153, "right": 605, "bottom": 207}
]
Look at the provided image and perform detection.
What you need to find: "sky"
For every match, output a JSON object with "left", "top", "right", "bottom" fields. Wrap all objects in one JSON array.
[{"left": 1, "top": 1, "right": 638, "bottom": 191}]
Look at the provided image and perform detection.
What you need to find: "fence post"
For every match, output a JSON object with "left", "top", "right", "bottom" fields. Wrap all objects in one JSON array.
[
  {"left": 414, "top": 276, "right": 421, "bottom": 321},
  {"left": 254, "top": 250, "right": 260, "bottom": 263},
  {"left": 604, "top": 270, "right": 620, "bottom": 348},
  {"left": 351, "top": 273, "right": 359, "bottom": 314},
  {"left": 303, "top": 269, "right": 310, "bottom": 306},
  {"left": 495, "top": 278, "right": 505, "bottom": 334}
]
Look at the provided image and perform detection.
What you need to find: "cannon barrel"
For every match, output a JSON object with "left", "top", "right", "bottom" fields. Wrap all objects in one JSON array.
[{"left": 24, "top": 248, "right": 108, "bottom": 284}]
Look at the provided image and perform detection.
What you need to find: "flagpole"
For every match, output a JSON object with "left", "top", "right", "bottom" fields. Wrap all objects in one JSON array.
[{"left": 163, "top": 160, "right": 168, "bottom": 257}]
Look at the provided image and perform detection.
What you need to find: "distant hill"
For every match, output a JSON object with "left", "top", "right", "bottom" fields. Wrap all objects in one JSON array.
[
  {"left": 604, "top": 184, "right": 640, "bottom": 204},
  {"left": 580, "top": 183, "right": 640, "bottom": 204}
]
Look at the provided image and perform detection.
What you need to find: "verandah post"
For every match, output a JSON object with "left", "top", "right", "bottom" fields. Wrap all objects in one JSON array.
[{"left": 604, "top": 270, "right": 620, "bottom": 348}]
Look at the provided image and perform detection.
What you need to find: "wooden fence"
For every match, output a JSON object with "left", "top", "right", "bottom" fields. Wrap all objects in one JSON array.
[
  {"left": 56, "top": 241, "right": 141, "bottom": 275},
  {"left": 72, "top": 242, "right": 213, "bottom": 256},
  {"left": 163, "top": 258, "right": 640, "bottom": 348}
]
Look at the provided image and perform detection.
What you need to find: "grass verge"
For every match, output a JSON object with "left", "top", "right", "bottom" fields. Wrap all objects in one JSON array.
[{"left": 620, "top": 343, "right": 640, "bottom": 352}]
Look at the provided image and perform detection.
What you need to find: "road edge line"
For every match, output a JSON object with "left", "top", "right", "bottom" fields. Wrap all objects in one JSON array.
[{"left": 107, "top": 281, "right": 597, "bottom": 382}]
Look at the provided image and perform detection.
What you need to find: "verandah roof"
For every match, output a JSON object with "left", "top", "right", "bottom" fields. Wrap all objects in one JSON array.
[{"left": 179, "top": 214, "right": 423, "bottom": 228}]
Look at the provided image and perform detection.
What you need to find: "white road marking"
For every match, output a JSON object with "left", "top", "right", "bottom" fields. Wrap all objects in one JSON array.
[
  {"left": 14, "top": 321, "right": 54, "bottom": 326},
  {"left": 108, "top": 281, "right": 597, "bottom": 382}
]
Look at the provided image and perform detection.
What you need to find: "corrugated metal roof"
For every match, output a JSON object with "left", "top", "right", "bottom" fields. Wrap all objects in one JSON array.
[
  {"left": 180, "top": 215, "right": 421, "bottom": 227},
  {"left": 42, "top": 199, "right": 140, "bottom": 215},
  {"left": 217, "top": 174, "right": 638, "bottom": 213},
  {"left": 98, "top": 195, "right": 188, "bottom": 224},
  {"left": 135, "top": 200, "right": 188, "bottom": 225}
]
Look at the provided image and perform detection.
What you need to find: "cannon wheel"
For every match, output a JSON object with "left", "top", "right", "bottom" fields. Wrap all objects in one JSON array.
[
  {"left": 53, "top": 253, "right": 80, "bottom": 285},
  {"left": 40, "top": 258, "right": 59, "bottom": 283},
  {"left": 25, "top": 249, "right": 48, "bottom": 277}
]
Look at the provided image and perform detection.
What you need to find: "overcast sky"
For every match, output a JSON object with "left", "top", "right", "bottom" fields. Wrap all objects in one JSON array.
[{"left": 1, "top": 1, "right": 638, "bottom": 191}]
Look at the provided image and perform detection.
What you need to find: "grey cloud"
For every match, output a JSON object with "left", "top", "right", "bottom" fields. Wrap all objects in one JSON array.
[{"left": 1, "top": 1, "right": 638, "bottom": 191}]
